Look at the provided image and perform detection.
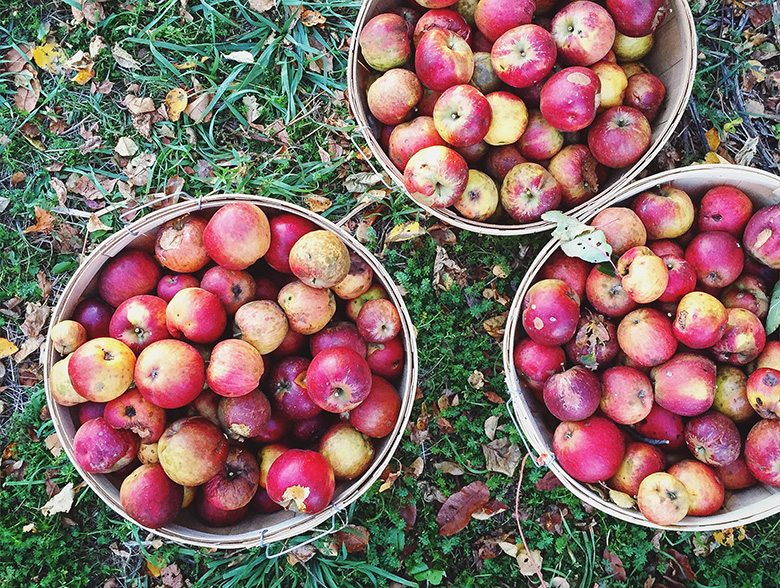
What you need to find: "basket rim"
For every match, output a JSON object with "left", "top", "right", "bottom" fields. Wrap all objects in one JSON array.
[
  {"left": 502, "top": 163, "right": 780, "bottom": 531},
  {"left": 43, "top": 193, "right": 419, "bottom": 549},
  {"left": 346, "top": 0, "right": 699, "bottom": 235}
]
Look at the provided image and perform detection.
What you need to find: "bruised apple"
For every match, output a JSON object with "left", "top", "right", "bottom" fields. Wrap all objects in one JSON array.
[
  {"left": 73, "top": 417, "right": 139, "bottom": 474},
  {"left": 667, "top": 460, "right": 724, "bottom": 517},
  {"left": 289, "top": 231, "right": 351, "bottom": 289},
  {"left": 277, "top": 281, "right": 336, "bottom": 335},
  {"left": 332, "top": 253, "right": 374, "bottom": 301},
  {"left": 404, "top": 145, "right": 469, "bottom": 208},
  {"left": 218, "top": 389, "right": 271, "bottom": 438},
  {"left": 120, "top": 464, "right": 183, "bottom": 529},
  {"left": 50, "top": 355, "right": 87, "bottom": 406},
  {"left": 104, "top": 388, "right": 167, "bottom": 443},
  {"left": 200, "top": 266, "right": 256, "bottom": 315},
  {"left": 746, "top": 367, "right": 780, "bottom": 419},
  {"left": 501, "top": 162, "right": 562, "bottom": 222},
  {"left": 203, "top": 446, "right": 261, "bottom": 510},
  {"left": 543, "top": 366, "right": 601, "bottom": 421},
  {"left": 672, "top": 292, "right": 727, "bottom": 349},
  {"left": 157, "top": 417, "right": 229, "bottom": 487},
  {"left": 634, "top": 404, "right": 685, "bottom": 451},
  {"left": 319, "top": 423, "right": 375, "bottom": 480},
  {"left": 616, "top": 246, "right": 668, "bottom": 304},
  {"left": 617, "top": 308, "right": 677, "bottom": 367},
  {"left": 154, "top": 214, "right": 210, "bottom": 273},
  {"left": 310, "top": 321, "right": 367, "bottom": 358},
  {"left": 637, "top": 472, "right": 690, "bottom": 525},
  {"left": 522, "top": 279, "right": 580, "bottom": 347},
  {"left": 269, "top": 356, "right": 320, "bottom": 421},
  {"left": 266, "top": 449, "right": 335, "bottom": 514},
  {"left": 684, "top": 412, "right": 741, "bottom": 467}
]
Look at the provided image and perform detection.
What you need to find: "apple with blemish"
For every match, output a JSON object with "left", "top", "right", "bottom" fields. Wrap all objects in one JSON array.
[
  {"left": 332, "top": 253, "right": 374, "bottom": 301},
  {"left": 470, "top": 52, "right": 502, "bottom": 94},
  {"left": 50, "top": 320, "right": 87, "bottom": 355},
  {"left": 713, "top": 365, "right": 755, "bottom": 423},
  {"left": 631, "top": 185, "right": 695, "bottom": 240},
  {"left": 475, "top": 0, "right": 534, "bottom": 42},
  {"left": 366, "top": 337, "right": 405, "bottom": 379},
  {"left": 712, "top": 307, "right": 766, "bottom": 366},
  {"left": 634, "top": 403, "right": 685, "bottom": 450},
  {"left": 746, "top": 367, "right": 780, "bottom": 419},
  {"left": 388, "top": 117, "right": 446, "bottom": 172},
  {"left": 591, "top": 207, "right": 646, "bottom": 257},
  {"left": 404, "top": 145, "right": 469, "bottom": 208},
  {"left": 522, "top": 278, "right": 580, "bottom": 347},
  {"left": 720, "top": 275, "right": 770, "bottom": 320},
  {"left": 415, "top": 29, "right": 474, "bottom": 91},
  {"left": 742, "top": 204, "right": 780, "bottom": 268},
  {"left": 585, "top": 266, "right": 638, "bottom": 318},
  {"left": 608, "top": 442, "right": 665, "bottom": 497},
  {"left": 291, "top": 412, "right": 336, "bottom": 446},
  {"left": 672, "top": 291, "right": 727, "bottom": 349},
  {"left": 350, "top": 376, "right": 402, "bottom": 438},
  {"left": 234, "top": 300, "right": 289, "bottom": 355},
  {"left": 277, "top": 281, "right": 336, "bottom": 335},
  {"left": 166, "top": 287, "right": 227, "bottom": 344},
  {"left": 684, "top": 411, "right": 741, "bottom": 468},
  {"left": 667, "top": 460, "right": 724, "bottom": 517},
  {"left": 491, "top": 25, "right": 557, "bottom": 88},
  {"left": 501, "top": 162, "right": 562, "bottom": 222},
  {"left": 540, "top": 67, "right": 602, "bottom": 132},
  {"left": 68, "top": 337, "right": 136, "bottom": 403},
  {"left": 553, "top": 416, "right": 625, "bottom": 483},
  {"left": 617, "top": 308, "right": 677, "bottom": 367},
  {"left": 154, "top": 214, "right": 210, "bottom": 274},
  {"left": 744, "top": 419, "right": 780, "bottom": 487},
  {"left": 600, "top": 366, "right": 653, "bottom": 425},
  {"left": 359, "top": 13, "right": 412, "bottom": 72},
  {"left": 368, "top": 68, "right": 422, "bottom": 127},
  {"left": 288, "top": 230, "right": 351, "bottom": 290},
  {"left": 203, "top": 203, "right": 270, "bottom": 271},
  {"left": 264, "top": 213, "right": 316, "bottom": 274},
  {"left": 357, "top": 298, "right": 402, "bottom": 344},
  {"left": 483, "top": 145, "right": 527, "bottom": 183},
  {"left": 306, "top": 347, "right": 373, "bottom": 413},
  {"left": 454, "top": 169, "right": 499, "bottom": 221},
  {"left": 200, "top": 266, "right": 255, "bottom": 315},
  {"left": 617, "top": 246, "right": 668, "bottom": 304},
  {"left": 73, "top": 417, "right": 140, "bottom": 474},
  {"left": 588, "top": 106, "right": 651, "bottom": 169},
  {"left": 543, "top": 365, "right": 602, "bottom": 421},
  {"left": 548, "top": 144, "right": 601, "bottom": 208},
  {"left": 157, "top": 416, "right": 229, "bottom": 487},
  {"left": 623, "top": 73, "right": 666, "bottom": 122},
  {"left": 413, "top": 8, "right": 471, "bottom": 45},
  {"left": 606, "top": 0, "right": 667, "bottom": 37},
  {"left": 104, "top": 388, "right": 167, "bottom": 443},
  {"left": 49, "top": 355, "right": 89, "bottom": 408},
  {"left": 203, "top": 446, "right": 260, "bottom": 511},
  {"left": 137, "top": 442, "right": 158, "bottom": 465},
  {"left": 550, "top": 1, "right": 615, "bottom": 65},
  {"left": 266, "top": 449, "right": 335, "bottom": 514},
  {"left": 269, "top": 356, "right": 320, "bottom": 421},
  {"left": 564, "top": 312, "right": 618, "bottom": 369},
  {"left": 134, "top": 339, "right": 205, "bottom": 409},
  {"left": 637, "top": 472, "right": 690, "bottom": 525},
  {"left": 98, "top": 249, "right": 161, "bottom": 308},
  {"left": 72, "top": 298, "right": 114, "bottom": 339},
  {"left": 157, "top": 274, "right": 200, "bottom": 302},
  {"left": 685, "top": 231, "right": 744, "bottom": 289},
  {"left": 651, "top": 353, "right": 716, "bottom": 417},
  {"left": 120, "top": 464, "right": 183, "bottom": 529}
]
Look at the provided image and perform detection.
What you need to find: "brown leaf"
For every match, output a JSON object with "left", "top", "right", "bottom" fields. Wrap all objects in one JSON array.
[
  {"left": 333, "top": 525, "right": 369, "bottom": 553},
  {"left": 472, "top": 498, "right": 508, "bottom": 520},
  {"left": 481, "top": 438, "right": 522, "bottom": 477},
  {"left": 112, "top": 44, "right": 141, "bottom": 69},
  {"left": 11, "top": 171, "right": 26, "bottom": 186},
  {"left": 248, "top": 0, "right": 275, "bottom": 11},
  {"left": 87, "top": 213, "right": 112, "bottom": 233},
  {"left": 125, "top": 153, "right": 156, "bottom": 186},
  {"left": 538, "top": 510, "right": 563, "bottom": 534},
  {"left": 36, "top": 271, "right": 52, "bottom": 301},
  {"left": 14, "top": 336, "right": 44, "bottom": 363},
  {"left": 484, "top": 415, "right": 499, "bottom": 441},
  {"left": 3, "top": 45, "right": 32, "bottom": 73},
  {"left": 92, "top": 79, "right": 114, "bottom": 95},
  {"left": 67, "top": 173, "right": 117, "bottom": 201},
  {"left": 665, "top": 548, "right": 696, "bottom": 582},
  {"left": 160, "top": 563, "right": 184, "bottom": 588},
  {"left": 184, "top": 93, "right": 214, "bottom": 124},
  {"left": 304, "top": 195, "right": 332, "bottom": 212},
  {"left": 287, "top": 544, "right": 317, "bottom": 566},
  {"left": 20, "top": 303, "right": 49, "bottom": 338},
  {"left": 398, "top": 501, "right": 417, "bottom": 530},
  {"left": 475, "top": 534, "right": 512, "bottom": 561},
  {"left": 40, "top": 482, "right": 75, "bottom": 516},
  {"left": 405, "top": 457, "right": 424, "bottom": 478},
  {"left": 436, "top": 481, "right": 490, "bottom": 536},
  {"left": 468, "top": 370, "right": 486, "bottom": 390},
  {"left": 483, "top": 391, "right": 505, "bottom": 404},
  {"left": 78, "top": 123, "right": 102, "bottom": 154},
  {"left": 437, "top": 416, "right": 455, "bottom": 435},
  {"left": 433, "top": 246, "right": 468, "bottom": 291},
  {"left": 378, "top": 467, "right": 401, "bottom": 492},
  {"left": 124, "top": 94, "right": 155, "bottom": 115},
  {"left": 23, "top": 206, "right": 55, "bottom": 234},
  {"left": 483, "top": 312, "right": 507, "bottom": 338},
  {"left": 604, "top": 549, "right": 627, "bottom": 581},
  {"left": 435, "top": 461, "right": 465, "bottom": 476},
  {"left": 14, "top": 66, "right": 41, "bottom": 113},
  {"left": 301, "top": 9, "right": 326, "bottom": 26},
  {"left": 50, "top": 178, "right": 68, "bottom": 207}
]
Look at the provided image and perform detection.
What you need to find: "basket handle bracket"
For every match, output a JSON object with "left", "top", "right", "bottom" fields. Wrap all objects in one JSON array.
[
  {"left": 261, "top": 508, "right": 348, "bottom": 560},
  {"left": 505, "top": 391, "right": 555, "bottom": 468}
]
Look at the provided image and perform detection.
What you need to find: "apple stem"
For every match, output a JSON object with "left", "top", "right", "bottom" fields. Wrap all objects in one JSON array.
[{"left": 515, "top": 453, "right": 548, "bottom": 588}]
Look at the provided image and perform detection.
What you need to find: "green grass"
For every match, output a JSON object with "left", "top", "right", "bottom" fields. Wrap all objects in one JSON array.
[{"left": 1, "top": 0, "right": 779, "bottom": 586}]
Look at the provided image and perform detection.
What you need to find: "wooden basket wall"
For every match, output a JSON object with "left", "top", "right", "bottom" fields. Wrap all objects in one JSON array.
[
  {"left": 347, "top": 0, "right": 697, "bottom": 235},
  {"left": 43, "top": 194, "right": 419, "bottom": 549},
  {"left": 503, "top": 164, "right": 780, "bottom": 531}
]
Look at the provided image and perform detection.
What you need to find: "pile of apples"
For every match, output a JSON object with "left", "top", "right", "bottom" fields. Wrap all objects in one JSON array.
[
  {"left": 359, "top": 0, "right": 669, "bottom": 223},
  {"left": 48, "top": 202, "right": 407, "bottom": 530},
  {"left": 513, "top": 185, "right": 780, "bottom": 526}
]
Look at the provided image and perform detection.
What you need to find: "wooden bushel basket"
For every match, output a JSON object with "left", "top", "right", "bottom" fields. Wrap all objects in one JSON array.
[
  {"left": 43, "top": 195, "right": 419, "bottom": 549},
  {"left": 347, "top": 0, "right": 697, "bottom": 235},
  {"left": 503, "top": 164, "right": 780, "bottom": 530}
]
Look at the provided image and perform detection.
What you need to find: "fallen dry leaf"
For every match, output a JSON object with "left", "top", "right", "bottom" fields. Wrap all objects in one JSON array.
[
  {"left": 112, "top": 44, "right": 141, "bottom": 69},
  {"left": 705, "top": 128, "right": 721, "bottom": 152},
  {"left": 472, "top": 498, "right": 508, "bottom": 520},
  {"left": 433, "top": 246, "right": 467, "bottom": 291},
  {"left": 11, "top": 171, "right": 26, "bottom": 186},
  {"left": 21, "top": 303, "right": 49, "bottom": 338},
  {"left": 36, "top": 271, "right": 52, "bottom": 300},
  {"left": 498, "top": 542, "right": 543, "bottom": 576},
  {"left": 378, "top": 467, "right": 401, "bottom": 492},
  {"left": 301, "top": 9, "right": 326, "bottom": 26},
  {"left": 40, "top": 482, "right": 74, "bottom": 516},
  {"left": 468, "top": 370, "right": 486, "bottom": 390},
  {"left": 609, "top": 489, "right": 636, "bottom": 509},
  {"left": 665, "top": 548, "right": 697, "bottom": 582},
  {"left": 62, "top": 51, "right": 95, "bottom": 85},
  {"left": 492, "top": 264, "right": 508, "bottom": 279},
  {"left": 287, "top": 544, "right": 317, "bottom": 566},
  {"left": 165, "top": 87, "right": 188, "bottom": 122},
  {"left": 50, "top": 178, "right": 68, "bottom": 209},
  {"left": 89, "top": 36, "right": 107, "bottom": 58},
  {"left": 224, "top": 50, "right": 254, "bottom": 63},
  {"left": 160, "top": 563, "right": 184, "bottom": 588},
  {"left": 13, "top": 336, "right": 44, "bottom": 363},
  {"left": 483, "top": 312, "right": 507, "bottom": 338},
  {"left": 604, "top": 548, "right": 627, "bottom": 581},
  {"left": 385, "top": 221, "right": 425, "bottom": 243},
  {"left": 333, "top": 525, "right": 370, "bottom": 553},
  {"left": 304, "top": 195, "right": 332, "bottom": 212},
  {"left": 114, "top": 136, "right": 139, "bottom": 158},
  {"left": 3, "top": 45, "right": 32, "bottom": 73},
  {"left": 399, "top": 501, "right": 416, "bottom": 530},
  {"left": 124, "top": 94, "right": 155, "bottom": 114},
  {"left": 125, "top": 152, "right": 156, "bottom": 186},
  {"left": 14, "top": 66, "right": 41, "bottom": 112},
  {"left": 0, "top": 338, "right": 19, "bottom": 358},
  {"left": 436, "top": 481, "right": 490, "bottom": 536},
  {"left": 23, "top": 207, "right": 55, "bottom": 234},
  {"left": 33, "top": 41, "right": 67, "bottom": 73},
  {"left": 87, "top": 213, "right": 112, "bottom": 233},
  {"left": 184, "top": 93, "right": 213, "bottom": 123},
  {"left": 714, "top": 527, "right": 746, "bottom": 547},
  {"left": 435, "top": 461, "right": 465, "bottom": 476},
  {"left": 481, "top": 437, "right": 522, "bottom": 477},
  {"left": 484, "top": 415, "right": 499, "bottom": 441},
  {"left": 405, "top": 456, "right": 424, "bottom": 477},
  {"left": 248, "top": 0, "right": 275, "bottom": 11},
  {"left": 22, "top": 523, "right": 36, "bottom": 533},
  {"left": 45, "top": 433, "right": 62, "bottom": 458}
]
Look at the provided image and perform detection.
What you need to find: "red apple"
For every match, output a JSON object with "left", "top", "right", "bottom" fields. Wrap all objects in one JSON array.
[
  {"left": 475, "top": 0, "right": 534, "bottom": 42},
  {"left": 251, "top": 411, "right": 292, "bottom": 444},
  {"left": 551, "top": 1, "right": 616, "bottom": 65},
  {"left": 631, "top": 185, "right": 695, "bottom": 240},
  {"left": 543, "top": 365, "right": 601, "bottom": 421},
  {"left": 585, "top": 265, "right": 638, "bottom": 318},
  {"left": 634, "top": 403, "right": 685, "bottom": 450},
  {"left": 606, "top": 0, "right": 667, "bottom": 37},
  {"left": 98, "top": 249, "right": 161, "bottom": 308},
  {"left": 591, "top": 207, "right": 646, "bottom": 257},
  {"left": 388, "top": 116, "right": 446, "bottom": 171},
  {"left": 78, "top": 401, "right": 105, "bottom": 424},
  {"left": 623, "top": 73, "right": 666, "bottom": 122},
  {"left": 200, "top": 266, "right": 256, "bottom": 315},
  {"left": 291, "top": 412, "right": 336, "bottom": 446},
  {"left": 637, "top": 472, "right": 690, "bottom": 525},
  {"left": 413, "top": 8, "right": 471, "bottom": 45},
  {"left": 72, "top": 298, "right": 113, "bottom": 339},
  {"left": 157, "top": 416, "right": 229, "bottom": 487},
  {"left": 357, "top": 299, "right": 401, "bottom": 344},
  {"left": 432, "top": 84, "right": 492, "bottom": 147},
  {"left": 513, "top": 337, "right": 566, "bottom": 391},
  {"left": 711, "top": 307, "right": 766, "bottom": 365},
  {"left": 757, "top": 341, "right": 780, "bottom": 371},
  {"left": 744, "top": 419, "right": 780, "bottom": 487},
  {"left": 203, "top": 445, "right": 260, "bottom": 510},
  {"left": 651, "top": 353, "right": 716, "bottom": 417},
  {"left": 108, "top": 295, "right": 169, "bottom": 355},
  {"left": 207, "top": 339, "right": 264, "bottom": 398},
  {"left": 306, "top": 347, "right": 373, "bottom": 413},
  {"left": 50, "top": 320, "right": 87, "bottom": 355},
  {"left": 658, "top": 255, "right": 696, "bottom": 303},
  {"left": 415, "top": 29, "right": 474, "bottom": 91},
  {"left": 166, "top": 287, "right": 227, "bottom": 344},
  {"left": 202, "top": 203, "right": 271, "bottom": 271},
  {"left": 617, "top": 308, "right": 677, "bottom": 367},
  {"left": 720, "top": 275, "right": 770, "bottom": 320},
  {"left": 600, "top": 366, "right": 654, "bottom": 425},
  {"left": 617, "top": 246, "right": 669, "bottom": 304},
  {"left": 715, "top": 454, "right": 758, "bottom": 490},
  {"left": 685, "top": 231, "right": 744, "bottom": 289},
  {"left": 349, "top": 376, "right": 402, "bottom": 438},
  {"left": 522, "top": 278, "right": 580, "bottom": 346},
  {"left": 454, "top": 140, "right": 489, "bottom": 165},
  {"left": 743, "top": 204, "right": 780, "bottom": 269},
  {"left": 547, "top": 144, "right": 600, "bottom": 208},
  {"left": 359, "top": 13, "right": 412, "bottom": 71},
  {"left": 310, "top": 321, "right": 367, "bottom": 358},
  {"left": 347, "top": 284, "right": 388, "bottom": 323},
  {"left": 483, "top": 144, "right": 527, "bottom": 183},
  {"left": 672, "top": 291, "right": 727, "bottom": 349},
  {"left": 134, "top": 339, "right": 205, "bottom": 409},
  {"left": 104, "top": 387, "right": 167, "bottom": 443},
  {"left": 366, "top": 337, "right": 405, "bottom": 379},
  {"left": 68, "top": 337, "right": 136, "bottom": 403},
  {"left": 667, "top": 460, "right": 724, "bottom": 517},
  {"left": 518, "top": 109, "right": 564, "bottom": 161},
  {"left": 263, "top": 213, "right": 317, "bottom": 274},
  {"left": 540, "top": 67, "right": 601, "bottom": 132},
  {"left": 234, "top": 299, "right": 289, "bottom": 354},
  {"left": 501, "top": 162, "right": 562, "bottom": 222},
  {"left": 684, "top": 411, "right": 741, "bottom": 467},
  {"left": 73, "top": 416, "right": 140, "bottom": 473},
  {"left": 266, "top": 449, "right": 335, "bottom": 514},
  {"left": 416, "top": 87, "right": 443, "bottom": 117},
  {"left": 157, "top": 274, "right": 200, "bottom": 302},
  {"left": 120, "top": 463, "right": 183, "bottom": 529},
  {"left": 746, "top": 367, "right": 780, "bottom": 419},
  {"left": 269, "top": 356, "right": 320, "bottom": 421},
  {"left": 403, "top": 145, "right": 469, "bottom": 208},
  {"left": 191, "top": 388, "right": 221, "bottom": 425},
  {"left": 195, "top": 492, "right": 248, "bottom": 527},
  {"left": 553, "top": 416, "right": 625, "bottom": 482},
  {"left": 648, "top": 240, "right": 684, "bottom": 258},
  {"left": 608, "top": 442, "right": 665, "bottom": 497},
  {"left": 319, "top": 423, "right": 375, "bottom": 480},
  {"left": 587, "top": 106, "right": 651, "bottom": 168},
  {"left": 491, "top": 25, "right": 557, "bottom": 88},
  {"left": 154, "top": 214, "right": 210, "bottom": 273},
  {"left": 540, "top": 250, "right": 590, "bottom": 299}
]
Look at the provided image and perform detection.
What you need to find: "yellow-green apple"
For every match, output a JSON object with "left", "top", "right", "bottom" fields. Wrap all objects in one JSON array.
[
  {"left": 587, "top": 106, "right": 651, "bottom": 168},
  {"left": 234, "top": 299, "right": 289, "bottom": 354},
  {"left": 501, "top": 162, "right": 562, "bottom": 221},
  {"left": 277, "top": 281, "right": 336, "bottom": 334},
  {"left": 195, "top": 492, "right": 249, "bottom": 526},
  {"left": 120, "top": 463, "right": 183, "bottom": 529},
  {"left": 631, "top": 185, "right": 694, "bottom": 239},
  {"left": 454, "top": 169, "right": 499, "bottom": 221},
  {"left": 203, "top": 445, "right": 260, "bottom": 510},
  {"left": 415, "top": 29, "right": 474, "bottom": 91},
  {"left": 135, "top": 339, "right": 205, "bottom": 408},
  {"left": 608, "top": 441, "right": 665, "bottom": 497},
  {"left": 137, "top": 442, "right": 158, "bottom": 465},
  {"left": 617, "top": 246, "right": 669, "bottom": 304},
  {"left": 368, "top": 69, "right": 423, "bottom": 126},
  {"left": 651, "top": 353, "right": 717, "bottom": 416},
  {"left": 258, "top": 443, "right": 288, "bottom": 489},
  {"left": 475, "top": 0, "right": 534, "bottom": 42},
  {"left": 470, "top": 52, "right": 502, "bottom": 94},
  {"left": 612, "top": 32, "right": 654, "bottom": 61},
  {"left": 564, "top": 312, "right": 619, "bottom": 369},
  {"left": 551, "top": 1, "right": 616, "bottom": 65},
  {"left": 743, "top": 204, "right": 780, "bottom": 268},
  {"left": 513, "top": 337, "right": 566, "bottom": 392},
  {"left": 715, "top": 454, "right": 757, "bottom": 490},
  {"left": 540, "top": 67, "right": 602, "bottom": 132},
  {"left": 585, "top": 265, "right": 638, "bottom": 317},
  {"left": 98, "top": 249, "right": 161, "bottom": 308},
  {"left": 307, "top": 347, "right": 373, "bottom": 412},
  {"left": 50, "top": 320, "right": 87, "bottom": 355},
  {"left": 541, "top": 250, "right": 590, "bottom": 298},
  {"left": 543, "top": 365, "right": 602, "bottom": 421},
  {"left": 720, "top": 275, "right": 769, "bottom": 320},
  {"left": 658, "top": 255, "right": 696, "bottom": 303},
  {"left": 251, "top": 411, "right": 292, "bottom": 444},
  {"left": 388, "top": 116, "right": 446, "bottom": 171},
  {"left": 746, "top": 367, "right": 780, "bottom": 419},
  {"left": 109, "top": 294, "right": 169, "bottom": 355},
  {"left": 667, "top": 460, "right": 724, "bottom": 517},
  {"left": 50, "top": 355, "right": 88, "bottom": 406},
  {"left": 621, "top": 61, "right": 651, "bottom": 78},
  {"left": 157, "top": 274, "right": 200, "bottom": 302},
  {"left": 757, "top": 341, "right": 780, "bottom": 370},
  {"left": 319, "top": 423, "right": 375, "bottom": 480},
  {"left": 548, "top": 144, "right": 601, "bottom": 208},
  {"left": 634, "top": 403, "right": 685, "bottom": 450},
  {"left": 266, "top": 449, "right": 335, "bottom": 514},
  {"left": 712, "top": 307, "right": 766, "bottom": 365},
  {"left": 521, "top": 278, "right": 580, "bottom": 346},
  {"left": 600, "top": 365, "right": 654, "bottom": 424},
  {"left": 591, "top": 207, "right": 646, "bottom": 257},
  {"left": 413, "top": 8, "right": 471, "bottom": 45},
  {"left": 417, "top": 0, "right": 459, "bottom": 7},
  {"left": 350, "top": 376, "right": 402, "bottom": 438},
  {"left": 483, "top": 145, "right": 527, "bottom": 183},
  {"left": 637, "top": 472, "right": 690, "bottom": 525},
  {"left": 403, "top": 145, "right": 470, "bottom": 208},
  {"left": 203, "top": 203, "right": 270, "bottom": 270},
  {"left": 455, "top": 0, "right": 478, "bottom": 24},
  {"left": 672, "top": 291, "right": 727, "bottom": 348},
  {"left": 433, "top": 84, "right": 492, "bottom": 147},
  {"left": 207, "top": 339, "right": 264, "bottom": 398},
  {"left": 490, "top": 24, "right": 557, "bottom": 88},
  {"left": 590, "top": 61, "right": 627, "bottom": 110},
  {"left": 518, "top": 109, "right": 564, "bottom": 161},
  {"left": 484, "top": 91, "right": 528, "bottom": 146},
  {"left": 218, "top": 389, "right": 271, "bottom": 438},
  {"left": 269, "top": 356, "right": 319, "bottom": 420},
  {"left": 104, "top": 387, "right": 167, "bottom": 442},
  {"left": 158, "top": 416, "right": 229, "bottom": 487},
  {"left": 745, "top": 419, "right": 780, "bottom": 487},
  {"left": 366, "top": 337, "right": 405, "bottom": 379},
  {"left": 72, "top": 298, "right": 113, "bottom": 339},
  {"left": 73, "top": 416, "right": 140, "bottom": 473},
  {"left": 552, "top": 415, "right": 625, "bottom": 482},
  {"left": 617, "top": 308, "right": 677, "bottom": 367},
  {"left": 624, "top": 72, "right": 666, "bottom": 122},
  {"left": 713, "top": 365, "right": 755, "bottom": 423},
  {"left": 154, "top": 214, "right": 210, "bottom": 273},
  {"left": 78, "top": 401, "right": 105, "bottom": 424},
  {"left": 310, "top": 321, "right": 367, "bottom": 358},
  {"left": 288, "top": 230, "right": 350, "bottom": 289},
  {"left": 166, "top": 287, "right": 227, "bottom": 344},
  {"left": 200, "top": 266, "right": 255, "bottom": 315},
  {"left": 606, "top": 0, "right": 667, "bottom": 37},
  {"left": 648, "top": 240, "right": 684, "bottom": 258},
  {"left": 454, "top": 140, "right": 489, "bottom": 165},
  {"left": 346, "top": 283, "right": 388, "bottom": 322},
  {"left": 68, "top": 337, "right": 136, "bottom": 402},
  {"left": 684, "top": 411, "right": 741, "bottom": 467},
  {"left": 358, "top": 13, "right": 411, "bottom": 71},
  {"left": 333, "top": 253, "right": 374, "bottom": 300},
  {"left": 264, "top": 213, "right": 316, "bottom": 274}
]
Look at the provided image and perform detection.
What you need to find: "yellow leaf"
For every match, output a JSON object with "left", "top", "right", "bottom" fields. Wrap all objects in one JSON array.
[
  {"left": 378, "top": 468, "right": 401, "bottom": 492},
  {"left": 23, "top": 206, "right": 55, "bottom": 234},
  {"left": 385, "top": 221, "right": 425, "bottom": 243},
  {"left": 146, "top": 560, "right": 162, "bottom": 577},
  {"left": 63, "top": 50, "right": 95, "bottom": 85},
  {"left": 608, "top": 489, "right": 636, "bottom": 509},
  {"left": 73, "top": 67, "right": 95, "bottom": 85},
  {"left": 304, "top": 195, "right": 332, "bottom": 212},
  {"left": 704, "top": 151, "right": 730, "bottom": 165},
  {"left": 705, "top": 128, "right": 721, "bottom": 151},
  {"left": 32, "top": 41, "right": 67, "bottom": 73},
  {"left": 0, "top": 338, "right": 19, "bottom": 358},
  {"left": 165, "top": 87, "right": 188, "bottom": 122},
  {"left": 173, "top": 61, "right": 198, "bottom": 70},
  {"left": 301, "top": 9, "right": 326, "bottom": 26}
]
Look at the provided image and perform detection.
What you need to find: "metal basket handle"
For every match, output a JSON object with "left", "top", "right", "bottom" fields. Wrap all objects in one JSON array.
[{"left": 261, "top": 509, "right": 348, "bottom": 560}]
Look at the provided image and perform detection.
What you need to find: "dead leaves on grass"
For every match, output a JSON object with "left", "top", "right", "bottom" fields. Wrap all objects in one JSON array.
[
  {"left": 436, "top": 481, "right": 490, "bottom": 536},
  {"left": 23, "top": 207, "right": 55, "bottom": 234}
]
